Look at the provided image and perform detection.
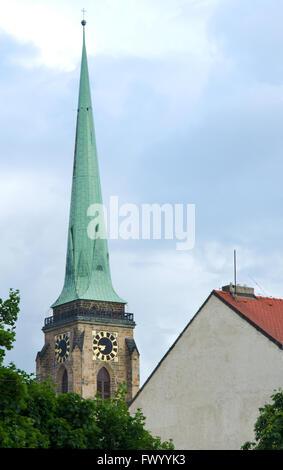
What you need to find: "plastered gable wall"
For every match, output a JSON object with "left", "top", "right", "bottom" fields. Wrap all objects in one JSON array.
[{"left": 130, "top": 294, "right": 283, "bottom": 449}]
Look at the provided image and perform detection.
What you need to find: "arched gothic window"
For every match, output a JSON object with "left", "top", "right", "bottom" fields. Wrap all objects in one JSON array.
[
  {"left": 62, "top": 368, "right": 68, "bottom": 394},
  {"left": 97, "top": 367, "right": 110, "bottom": 399}
]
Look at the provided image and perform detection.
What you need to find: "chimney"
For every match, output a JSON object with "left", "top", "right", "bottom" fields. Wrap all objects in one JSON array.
[{"left": 222, "top": 283, "right": 255, "bottom": 298}]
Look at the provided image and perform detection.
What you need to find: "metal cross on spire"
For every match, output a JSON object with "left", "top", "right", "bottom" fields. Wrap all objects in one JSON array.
[{"left": 81, "top": 8, "right": 86, "bottom": 26}]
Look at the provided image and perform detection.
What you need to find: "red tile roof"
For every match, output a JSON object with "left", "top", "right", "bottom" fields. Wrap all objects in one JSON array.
[{"left": 214, "top": 290, "right": 283, "bottom": 348}]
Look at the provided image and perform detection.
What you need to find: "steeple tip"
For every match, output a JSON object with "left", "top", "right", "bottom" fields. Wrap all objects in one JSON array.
[{"left": 81, "top": 8, "right": 86, "bottom": 26}]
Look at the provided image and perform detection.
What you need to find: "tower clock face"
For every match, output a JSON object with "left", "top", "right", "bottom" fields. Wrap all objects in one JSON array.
[
  {"left": 93, "top": 331, "right": 118, "bottom": 362},
  {"left": 55, "top": 333, "right": 70, "bottom": 363}
]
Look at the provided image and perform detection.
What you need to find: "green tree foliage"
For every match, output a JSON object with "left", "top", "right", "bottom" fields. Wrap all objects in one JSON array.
[
  {"left": 0, "top": 288, "right": 20, "bottom": 364},
  {"left": 0, "top": 289, "right": 174, "bottom": 449},
  {"left": 242, "top": 389, "right": 283, "bottom": 450}
]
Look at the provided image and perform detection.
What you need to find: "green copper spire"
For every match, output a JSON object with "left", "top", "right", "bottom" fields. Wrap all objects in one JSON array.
[{"left": 52, "top": 21, "right": 125, "bottom": 307}]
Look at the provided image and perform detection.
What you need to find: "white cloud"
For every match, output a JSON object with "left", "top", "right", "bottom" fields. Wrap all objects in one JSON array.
[
  {"left": 0, "top": 0, "right": 222, "bottom": 70},
  {"left": 0, "top": 170, "right": 68, "bottom": 281}
]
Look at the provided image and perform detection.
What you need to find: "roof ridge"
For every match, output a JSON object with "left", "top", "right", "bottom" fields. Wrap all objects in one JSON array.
[{"left": 214, "top": 289, "right": 283, "bottom": 301}]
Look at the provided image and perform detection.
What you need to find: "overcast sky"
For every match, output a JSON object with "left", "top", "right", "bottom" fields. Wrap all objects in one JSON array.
[{"left": 1, "top": 0, "right": 283, "bottom": 385}]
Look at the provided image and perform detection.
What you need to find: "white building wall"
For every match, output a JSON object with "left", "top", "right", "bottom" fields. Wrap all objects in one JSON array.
[{"left": 130, "top": 294, "right": 283, "bottom": 449}]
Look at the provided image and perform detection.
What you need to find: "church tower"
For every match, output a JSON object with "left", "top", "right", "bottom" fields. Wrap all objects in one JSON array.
[{"left": 36, "top": 20, "right": 139, "bottom": 401}]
